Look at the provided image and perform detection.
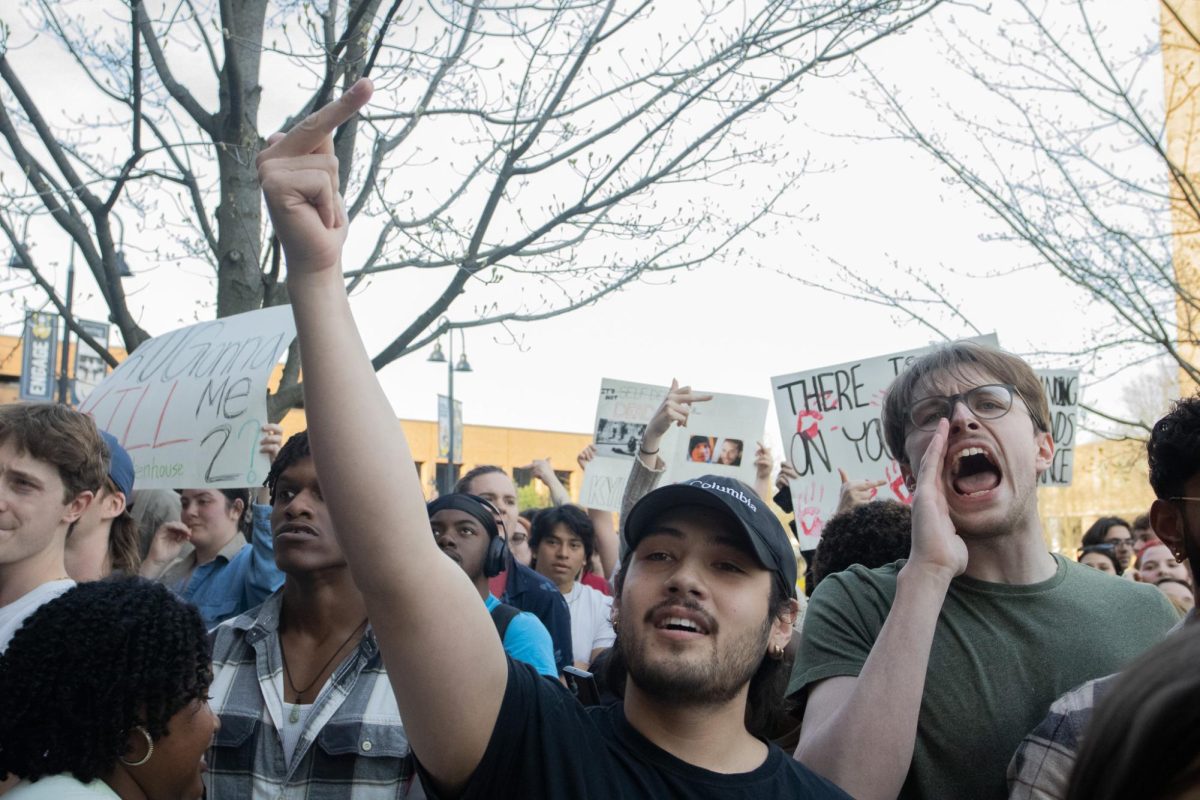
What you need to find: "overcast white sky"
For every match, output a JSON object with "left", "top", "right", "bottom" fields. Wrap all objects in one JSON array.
[{"left": 0, "top": 0, "right": 1170, "bottom": 453}]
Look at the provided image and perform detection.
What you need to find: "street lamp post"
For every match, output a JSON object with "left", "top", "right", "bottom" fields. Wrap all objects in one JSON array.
[{"left": 428, "top": 318, "right": 472, "bottom": 495}]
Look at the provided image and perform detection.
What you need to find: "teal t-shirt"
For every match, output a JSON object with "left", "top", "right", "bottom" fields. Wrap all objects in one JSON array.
[{"left": 789, "top": 555, "right": 1178, "bottom": 800}]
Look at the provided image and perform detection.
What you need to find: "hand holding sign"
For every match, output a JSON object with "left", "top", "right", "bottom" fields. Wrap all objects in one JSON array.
[
  {"left": 907, "top": 419, "right": 967, "bottom": 583},
  {"left": 258, "top": 78, "right": 373, "bottom": 279},
  {"left": 577, "top": 444, "right": 596, "bottom": 471}
]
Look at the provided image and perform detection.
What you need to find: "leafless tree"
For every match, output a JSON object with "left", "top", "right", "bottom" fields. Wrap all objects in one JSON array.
[
  {"left": 0, "top": 0, "right": 944, "bottom": 417},
  {"left": 782, "top": 0, "right": 1197, "bottom": 436}
]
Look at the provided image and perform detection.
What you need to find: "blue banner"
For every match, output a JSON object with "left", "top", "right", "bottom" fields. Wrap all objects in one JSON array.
[{"left": 19, "top": 311, "right": 59, "bottom": 402}]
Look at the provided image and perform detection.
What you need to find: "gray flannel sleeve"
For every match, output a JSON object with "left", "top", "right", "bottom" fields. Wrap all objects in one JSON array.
[
  {"left": 1007, "top": 677, "right": 1106, "bottom": 800},
  {"left": 618, "top": 454, "right": 666, "bottom": 554}
]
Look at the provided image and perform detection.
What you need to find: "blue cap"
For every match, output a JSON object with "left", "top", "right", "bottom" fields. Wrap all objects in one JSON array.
[{"left": 99, "top": 430, "right": 135, "bottom": 500}]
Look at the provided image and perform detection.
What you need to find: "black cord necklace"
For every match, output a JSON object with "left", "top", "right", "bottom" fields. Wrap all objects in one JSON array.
[{"left": 281, "top": 618, "right": 368, "bottom": 723}]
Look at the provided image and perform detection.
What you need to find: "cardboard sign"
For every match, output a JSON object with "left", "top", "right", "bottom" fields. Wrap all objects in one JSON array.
[
  {"left": 1035, "top": 369, "right": 1078, "bottom": 487},
  {"left": 78, "top": 307, "right": 295, "bottom": 490},
  {"left": 580, "top": 379, "right": 664, "bottom": 512},
  {"left": 19, "top": 311, "right": 58, "bottom": 402},
  {"left": 580, "top": 379, "right": 768, "bottom": 512},
  {"left": 770, "top": 335, "right": 999, "bottom": 549}
]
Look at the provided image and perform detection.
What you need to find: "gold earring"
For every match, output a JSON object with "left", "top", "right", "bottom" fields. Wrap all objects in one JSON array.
[
  {"left": 769, "top": 643, "right": 784, "bottom": 660},
  {"left": 119, "top": 726, "right": 154, "bottom": 767}
]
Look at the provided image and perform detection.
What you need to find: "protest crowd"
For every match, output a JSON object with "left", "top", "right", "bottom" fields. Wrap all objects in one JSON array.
[{"left": 3, "top": 79, "right": 1200, "bottom": 800}]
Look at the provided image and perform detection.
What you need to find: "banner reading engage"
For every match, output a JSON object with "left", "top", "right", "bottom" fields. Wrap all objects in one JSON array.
[{"left": 78, "top": 306, "right": 296, "bottom": 490}]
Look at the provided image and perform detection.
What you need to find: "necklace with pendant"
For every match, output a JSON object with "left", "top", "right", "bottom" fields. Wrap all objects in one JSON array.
[{"left": 281, "top": 619, "right": 368, "bottom": 723}]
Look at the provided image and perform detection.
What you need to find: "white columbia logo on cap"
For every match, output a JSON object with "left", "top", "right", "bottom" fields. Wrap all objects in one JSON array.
[{"left": 686, "top": 479, "right": 758, "bottom": 513}]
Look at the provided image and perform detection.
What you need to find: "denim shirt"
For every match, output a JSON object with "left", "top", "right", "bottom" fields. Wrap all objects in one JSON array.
[{"left": 164, "top": 504, "right": 285, "bottom": 628}]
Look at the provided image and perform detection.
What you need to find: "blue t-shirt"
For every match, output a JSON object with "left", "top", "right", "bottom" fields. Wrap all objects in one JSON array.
[
  {"left": 485, "top": 594, "right": 557, "bottom": 678},
  {"left": 502, "top": 559, "right": 573, "bottom": 670}
]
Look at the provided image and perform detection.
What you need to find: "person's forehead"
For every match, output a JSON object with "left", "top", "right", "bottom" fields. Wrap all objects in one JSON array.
[
  {"left": 471, "top": 472, "right": 515, "bottom": 495},
  {"left": 545, "top": 522, "right": 583, "bottom": 542},
  {"left": 431, "top": 508, "right": 480, "bottom": 526},
  {"left": 181, "top": 488, "right": 221, "bottom": 501},
  {"left": 278, "top": 457, "right": 318, "bottom": 483},
  {"left": 1103, "top": 526, "right": 1131, "bottom": 539},
  {"left": 644, "top": 506, "right": 753, "bottom": 555},
  {"left": 913, "top": 365, "right": 1003, "bottom": 399},
  {"left": 0, "top": 440, "right": 60, "bottom": 481},
  {"left": 1142, "top": 544, "right": 1172, "bottom": 562}
]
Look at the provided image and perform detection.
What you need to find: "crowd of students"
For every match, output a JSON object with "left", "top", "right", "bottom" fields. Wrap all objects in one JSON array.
[{"left": 1, "top": 79, "right": 1199, "bottom": 799}]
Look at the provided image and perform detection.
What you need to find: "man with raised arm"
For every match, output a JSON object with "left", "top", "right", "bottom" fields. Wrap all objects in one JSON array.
[
  {"left": 790, "top": 342, "right": 1178, "bottom": 800},
  {"left": 258, "top": 79, "right": 848, "bottom": 799}
]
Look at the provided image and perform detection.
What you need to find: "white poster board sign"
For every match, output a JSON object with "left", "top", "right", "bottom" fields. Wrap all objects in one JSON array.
[
  {"left": 580, "top": 379, "right": 769, "bottom": 512},
  {"left": 770, "top": 335, "right": 999, "bottom": 549},
  {"left": 1035, "top": 369, "right": 1078, "bottom": 486},
  {"left": 78, "top": 306, "right": 296, "bottom": 489},
  {"left": 580, "top": 380, "right": 668, "bottom": 512}
]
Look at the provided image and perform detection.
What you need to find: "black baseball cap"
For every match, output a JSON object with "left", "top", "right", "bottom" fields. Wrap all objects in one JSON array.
[{"left": 624, "top": 475, "right": 797, "bottom": 599}]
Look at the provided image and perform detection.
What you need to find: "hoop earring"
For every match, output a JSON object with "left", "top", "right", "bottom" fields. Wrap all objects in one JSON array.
[
  {"left": 119, "top": 726, "right": 154, "bottom": 767},
  {"left": 769, "top": 643, "right": 785, "bottom": 661}
]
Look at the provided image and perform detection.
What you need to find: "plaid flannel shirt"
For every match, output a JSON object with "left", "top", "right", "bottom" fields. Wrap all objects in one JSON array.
[
  {"left": 1005, "top": 675, "right": 1114, "bottom": 800},
  {"left": 205, "top": 592, "right": 414, "bottom": 799}
]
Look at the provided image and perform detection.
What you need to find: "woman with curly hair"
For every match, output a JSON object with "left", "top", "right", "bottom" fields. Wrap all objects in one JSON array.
[{"left": 0, "top": 576, "right": 217, "bottom": 799}]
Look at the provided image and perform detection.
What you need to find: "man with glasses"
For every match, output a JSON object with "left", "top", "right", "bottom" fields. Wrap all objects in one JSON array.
[{"left": 790, "top": 342, "right": 1177, "bottom": 800}]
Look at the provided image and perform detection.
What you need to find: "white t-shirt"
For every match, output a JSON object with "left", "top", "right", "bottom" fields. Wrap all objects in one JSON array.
[
  {"left": 564, "top": 581, "right": 616, "bottom": 665},
  {"left": 0, "top": 579, "right": 75, "bottom": 653},
  {"left": 6, "top": 774, "right": 120, "bottom": 799}
]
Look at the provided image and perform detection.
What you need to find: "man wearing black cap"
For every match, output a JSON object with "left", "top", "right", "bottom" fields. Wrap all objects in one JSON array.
[
  {"left": 429, "top": 493, "right": 557, "bottom": 679},
  {"left": 259, "top": 81, "right": 849, "bottom": 799}
]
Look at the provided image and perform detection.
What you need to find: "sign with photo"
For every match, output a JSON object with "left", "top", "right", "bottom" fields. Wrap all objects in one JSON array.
[
  {"left": 78, "top": 306, "right": 295, "bottom": 490},
  {"left": 19, "top": 311, "right": 58, "bottom": 402},
  {"left": 770, "top": 335, "right": 999, "bottom": 549},
  {"left": 580, "top": 378, "right": 769, "bottom": 513},
  {"left": 580, "top": 379, "right": 665, "bottom": 512}
]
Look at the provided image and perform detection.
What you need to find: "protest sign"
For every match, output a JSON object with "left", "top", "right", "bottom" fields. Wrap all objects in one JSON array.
[
  {"left": 580, "top": 379, "right": 768, "bottom": 512},
  {"left": 19, "top": 311, "right": 58, "bottom": 402},
  {"left": 72, "top": 320, "right": 111, "bottom": 405},
  {"left": 580, "top": 379, "right": 665, "bottom": 512},
  {"left": 666, "top": 391, "right": 769, "bottom": 486},
  {"left": 1035, "top": 369, "right": 1079, "bottom": 486},
  {"left": 770, "top": 335, "right": 998, "bottom": 549},
  {"left": 78, "top": 306, "right": 295, "bottom": 490}
]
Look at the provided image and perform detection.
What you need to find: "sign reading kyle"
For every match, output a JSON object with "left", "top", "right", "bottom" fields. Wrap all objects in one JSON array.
[
  {"left": 770, "top": 335, "right": 999, "bottom": 549},
  {"left": 78, "top": 307, "right": 296, "bottom": 490}
]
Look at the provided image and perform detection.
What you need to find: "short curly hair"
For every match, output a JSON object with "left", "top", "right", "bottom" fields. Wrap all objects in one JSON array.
[
  {"left": 811, "top": 501, "right": 912, "bottom": 589},
  {"left": 0, "top": 577, "right": 211, "bottom": 783},
  {"left": 265, "top": 430, "right": 311, "bottom": 504},
  {"left": 1148, "top": 397, "right": 1200, "bottom": 500}
]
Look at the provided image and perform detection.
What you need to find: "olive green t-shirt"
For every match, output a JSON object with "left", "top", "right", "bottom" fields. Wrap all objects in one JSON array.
[{"left": 789, "top": 555, "right": 1178, "bottom": 800}]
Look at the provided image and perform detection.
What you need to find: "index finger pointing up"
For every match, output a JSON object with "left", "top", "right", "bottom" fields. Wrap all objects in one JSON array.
[{"left": 268, "top": 78, "right": 374, "bottom": 159}]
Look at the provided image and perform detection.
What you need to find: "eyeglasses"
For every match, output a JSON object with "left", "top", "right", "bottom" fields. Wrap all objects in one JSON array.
[
  {"left": 907, "top": 384, "right": 1021, "bottom": 431},
  {"left": 1103, "top": 538, "right": 1134, "bottom": 551}
]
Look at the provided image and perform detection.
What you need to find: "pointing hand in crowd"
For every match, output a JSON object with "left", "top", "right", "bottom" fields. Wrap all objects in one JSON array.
[
  {"left": 639, "top": 378, "right": 713, "bottom": 465},
  {"left": 836, "top": 468, "right": 888, "bottom": 516},
  {"left": 257, "top": 78, "right": 373, "bottom": 279}
]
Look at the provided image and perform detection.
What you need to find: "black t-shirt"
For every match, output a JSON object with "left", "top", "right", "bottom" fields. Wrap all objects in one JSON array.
[{"left": 417, "top": 658, "right": 850, "bottom": 799}]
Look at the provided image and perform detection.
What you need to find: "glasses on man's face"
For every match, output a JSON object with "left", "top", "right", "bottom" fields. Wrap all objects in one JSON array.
[
  {"left": 907, "top": 384, "right": 1018, "bottom": 431},
  {"left": 1104, "top": 537, "right": 1134, "bottom": 551}
]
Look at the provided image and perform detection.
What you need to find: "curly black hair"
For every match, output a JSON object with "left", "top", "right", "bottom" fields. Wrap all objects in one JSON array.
[
  {"left": 1148, "top": 397, "right": 1200, "bottom": 500},
  {"left": 811, "top": 500, "right": 912, "bottom": 589},
  {"left": 0, "top": 576, "right": 211, "bottom": 783},
  {"left": 265, "top": 430, "right": 312, "bottom": 504}
]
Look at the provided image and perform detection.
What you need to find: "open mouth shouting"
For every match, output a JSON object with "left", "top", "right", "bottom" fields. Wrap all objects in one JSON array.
[
  {"left": 649, "top": 603, "right": 714, "bottom": 641},
  {"left": 948, "top": 444, "right": 1002, "bottom": 498}
]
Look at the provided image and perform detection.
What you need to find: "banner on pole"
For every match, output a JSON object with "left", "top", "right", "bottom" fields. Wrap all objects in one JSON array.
[
  {"left": 72, "top": 320, "right": 111, "bottom": 405},
  {"left": 19, "top": 311, "right": 58, "bottom": 402},
  {"left": 437, "top": 394, "right": 463, "bottom": 463}
]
